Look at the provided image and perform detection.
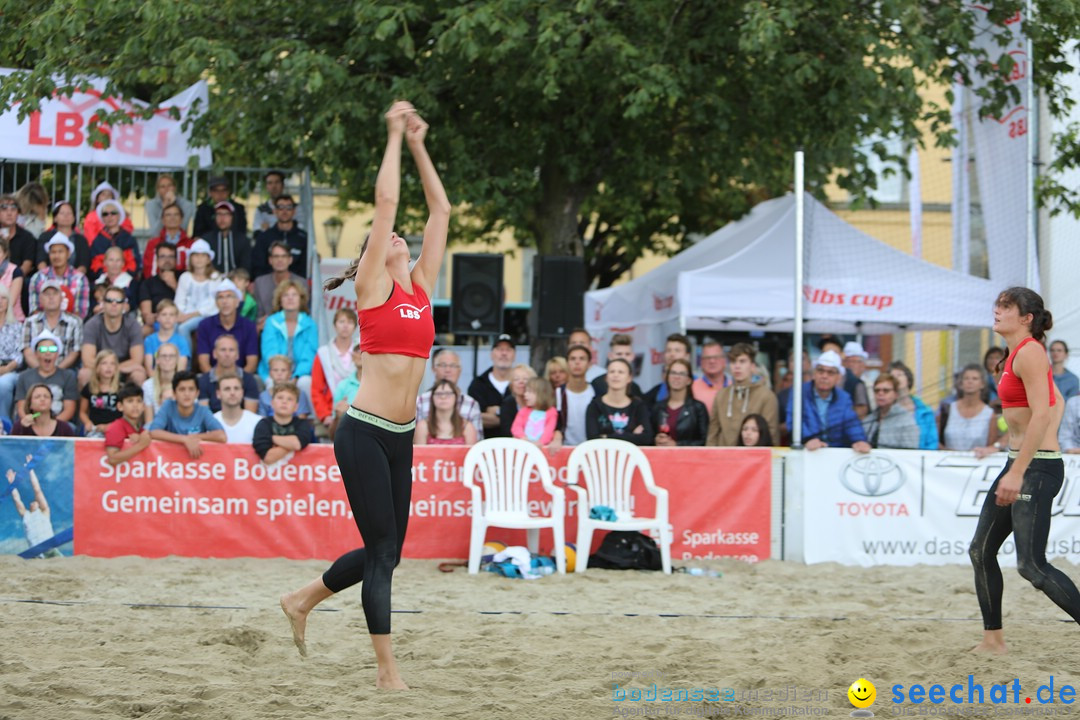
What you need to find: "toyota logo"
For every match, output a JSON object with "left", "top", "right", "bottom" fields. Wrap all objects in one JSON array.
[{"left": 840, "top": 454, "right": 905, "bottom": 497}]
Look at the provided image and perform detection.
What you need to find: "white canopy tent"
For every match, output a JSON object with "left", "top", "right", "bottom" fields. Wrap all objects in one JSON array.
[
  {"left": 677, "top": 193, "right": 1000, "bottom": 333},
  {"left": 584, "top": 193, "right": 999, "bottom": 388}
]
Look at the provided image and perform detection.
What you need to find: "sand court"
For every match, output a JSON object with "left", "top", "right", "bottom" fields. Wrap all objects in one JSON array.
[{"left": 3, "top": 555, "right": 1080, "bottom": 719}]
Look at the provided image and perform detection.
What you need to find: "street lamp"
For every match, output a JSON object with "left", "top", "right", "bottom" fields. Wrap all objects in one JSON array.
[{"left": 323, "top": 216, "right": 344, "bottom": 258}]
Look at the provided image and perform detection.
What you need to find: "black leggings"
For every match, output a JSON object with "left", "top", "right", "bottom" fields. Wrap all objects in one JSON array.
[
  {"left": 321, "top": 410, "right": 414, "bottom": 635},
  {"left": 969, "top": 456, "right": 1080, "bottom": 630}
]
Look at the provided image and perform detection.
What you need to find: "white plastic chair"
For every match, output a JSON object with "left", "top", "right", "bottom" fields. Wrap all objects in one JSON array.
[
  {"left": 565, "top": 439, "right": 672, "bottom": 574},
  {"left": 463, "top": 438, "right": 566, "bottom": 574}
]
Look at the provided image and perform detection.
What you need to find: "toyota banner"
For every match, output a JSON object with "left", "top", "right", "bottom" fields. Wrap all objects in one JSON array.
[{"left": 803, "top": 449, "right": 1080, "bottom": 566}]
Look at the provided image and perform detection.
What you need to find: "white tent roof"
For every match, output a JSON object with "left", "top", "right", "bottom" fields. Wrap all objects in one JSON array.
[
  {"left": 584, "top": 194, "right": 794, "bottom": 332},
  {"left": 675, "top": 193, "right": 1000, "bottom": 333}
]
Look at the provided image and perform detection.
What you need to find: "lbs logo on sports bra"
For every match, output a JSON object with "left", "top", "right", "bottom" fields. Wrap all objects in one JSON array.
[{"left": 395, "top": 303, "right": 429, "bottom": 320}]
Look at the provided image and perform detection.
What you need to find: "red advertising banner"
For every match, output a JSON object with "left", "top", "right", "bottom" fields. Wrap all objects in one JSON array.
[{"left": 73, "top": 442, "right": 770, "bottom": 562}]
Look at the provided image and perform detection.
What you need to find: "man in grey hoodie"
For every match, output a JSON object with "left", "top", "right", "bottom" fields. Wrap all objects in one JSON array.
[{"left": 706, "top": 342, "right": 779, "bottom": 446}]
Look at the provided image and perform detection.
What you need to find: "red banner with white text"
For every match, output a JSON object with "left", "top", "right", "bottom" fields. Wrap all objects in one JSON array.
[{"left": 73, "top": 443, "right": 770, "bottom": 562}]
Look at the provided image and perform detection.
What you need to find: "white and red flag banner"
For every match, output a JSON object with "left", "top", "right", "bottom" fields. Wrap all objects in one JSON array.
[{"left": 0, "top": 68, "right": 211, "bottom": 168}]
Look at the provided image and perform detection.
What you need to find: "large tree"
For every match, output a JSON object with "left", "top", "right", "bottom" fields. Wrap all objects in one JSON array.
[{"left": 2, "top": 0, "right": 1078, "bottom": 286}]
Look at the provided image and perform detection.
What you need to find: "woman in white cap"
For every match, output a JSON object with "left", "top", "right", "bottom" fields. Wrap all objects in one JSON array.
[
  {"left": 36, "top": 201, "right": 90, "bottom": 275},
  {"left": 88, "top": 198, "right": 141, "bottom": 283},
  {"left": 82, "top": 181, "right": 133, "bottom": 243},
  {"left": 173, "top": 239, "right": 221, "bottom": 337}
]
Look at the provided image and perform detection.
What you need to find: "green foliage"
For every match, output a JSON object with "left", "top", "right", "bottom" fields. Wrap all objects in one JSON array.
[{"left": 1, "top": 0, "right": 1078, "bottom": 286}]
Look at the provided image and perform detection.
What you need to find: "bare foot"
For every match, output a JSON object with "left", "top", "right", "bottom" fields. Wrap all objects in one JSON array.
[
  {"left": 279, "top": 594, "right": 308, "bottom": 658},
  {"left": 376, "top": 665, "right": 409, "bottom": 690},
  {"left": 971, "top": 639, "right": 1008, "bottom": 655}
]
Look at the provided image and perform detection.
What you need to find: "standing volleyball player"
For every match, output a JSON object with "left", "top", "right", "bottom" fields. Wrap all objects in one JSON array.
[
  {"left": 280, "top": 100, "right": 448, "bottom": 689},
  {"left": 970, "top": 287, "right": 1080, "bottom": 653}
]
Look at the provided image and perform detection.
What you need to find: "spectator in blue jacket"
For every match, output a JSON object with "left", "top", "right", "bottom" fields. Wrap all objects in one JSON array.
[
  {"left": 258, "top": 279, "right": 317, "bottom": 410},
  {"left": 786, "top": 350, "right": 870, "bottom": 452}
]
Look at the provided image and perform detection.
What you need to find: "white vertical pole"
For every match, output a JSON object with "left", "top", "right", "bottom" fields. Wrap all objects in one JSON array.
[
  {"left": 792, "top": 151, "right": 806, "bottom": 447},
  {"left": 910, "top": 146, "right": 924, "bottom": 394},
  {"left": 1025, "top": 0, "right": 1038, "bottom": 290}
]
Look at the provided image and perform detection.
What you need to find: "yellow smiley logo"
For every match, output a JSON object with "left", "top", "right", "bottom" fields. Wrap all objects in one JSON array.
[{"left": 848, "top": 678, "right": 876, "bottom": 709}]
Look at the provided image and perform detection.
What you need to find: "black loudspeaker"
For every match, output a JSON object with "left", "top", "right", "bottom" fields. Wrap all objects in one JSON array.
[
  {"left": 451, "top": 254, "right": 504, "bottom": 335},
  {"left": 530, "top": 256, "right": 585, "bottom": 338}
]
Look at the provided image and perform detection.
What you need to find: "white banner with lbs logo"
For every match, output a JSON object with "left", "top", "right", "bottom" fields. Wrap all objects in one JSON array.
[{"left": 802, "top": 449, "right": 1080, "bottom": 566}]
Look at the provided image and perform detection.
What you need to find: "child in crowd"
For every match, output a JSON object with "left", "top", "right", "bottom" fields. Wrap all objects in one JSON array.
[
  {"left": 143, "top": 299, "right": 191, "bottom": 373},
  {"left": 511, "top": 377, "right": 559, "bottom": 447},
  {"left": 259, "top": 355, "right": 313, "bottom": 418},
  {"left": 736, "top": 414, "right": 773, "bottom": 447},
  {"left": 79, "top": 350, "right": 122, "bottom": 437},
  {"left": 104, "top": 383, "right": 153, "bottom": 466},
  {"left": 415, "top": 379, "right": 477, "bottom": 446},
  {"left": 143, "top": 343, "right": 179, "bottom": 422},
  {"left": 252, "top": 381, "right": 312, "bottom": 465},
  {"left": 148, "top": 371, "right": 226, "bottom": 458},
  {"left": 329, "top": 343, "right": 363, "bottom": 438},
  {"left": 228, "top": 267, "right": 258, "bottom": 323}
]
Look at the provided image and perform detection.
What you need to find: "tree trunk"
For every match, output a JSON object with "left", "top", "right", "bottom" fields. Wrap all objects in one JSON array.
[
  {"left": 529, "top": 164, "right": 587, "bottom": 371},
  {"left": 533, "top": 164, "right": 586, "bottom": 257}
]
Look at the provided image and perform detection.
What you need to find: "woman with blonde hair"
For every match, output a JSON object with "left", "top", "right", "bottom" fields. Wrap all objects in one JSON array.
[
  {"left": 258, "top": 279, "right": 317, "bottom": 388},
  {"left": 142, "top": 343, "right": 180, "bottom": 422},
  {"left": 173, "top": 238, "right": 221, "bottom": 337},
  {"left": 16, "top": 182, "right": 49, "bottom": 238},
  {"left": 415, "top": 379, "right": 476, "bottom": 446},
  {"left": 79, "top": 350, "right": 122, "bottom": 437},
  {"left": 499, "top": 363, "right": 538, "bottom": 436}
]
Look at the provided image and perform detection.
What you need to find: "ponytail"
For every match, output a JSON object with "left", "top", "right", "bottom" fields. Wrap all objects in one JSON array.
[
  {"left": 324, "top": 233, "right": 371, "bottom": 292},
  {"left": 1032, "top": 308, "right": 1053, "bottom": 345},
  {"left": 324, "top": 257, "right": 358, "bottom": 292}
]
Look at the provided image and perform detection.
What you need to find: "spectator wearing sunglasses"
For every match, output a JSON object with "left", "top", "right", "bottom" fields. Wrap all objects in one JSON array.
[
  {"left": 14, "top": 331, "right": 78, "bottom": 423},
  {"left": 253, "top": 170, "right": 305, "bottom": 233},
  {"left": 252, "top": 194, "right": 309, "bottom": 278},
  {"left": 79, "top": 285, "right": 146, "bottom": 389},
  {"left": 88, "top": 199, "right": 141, "bottom": 284},
  {"left": 82, "top": 182, "right": 134, "bottom": 246}
]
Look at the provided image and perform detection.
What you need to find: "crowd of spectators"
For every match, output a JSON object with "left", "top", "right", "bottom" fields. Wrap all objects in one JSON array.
[
  {"left": 0, "top": 174, "right": 361, "bottom": 467},
  {"left": 5, "top": 176, "right": 1080, "bottom": 461},
  {"left": 411, "top": 328, "right": 1080, "bottom": 458}
]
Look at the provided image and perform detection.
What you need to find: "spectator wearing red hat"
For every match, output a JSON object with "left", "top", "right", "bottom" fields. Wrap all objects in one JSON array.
[
  {"left": 29, "top": 233, "right": 89, "bottom": 318},
  {"left": 200, "top": 200, "right": 251, "bottom": 275}
]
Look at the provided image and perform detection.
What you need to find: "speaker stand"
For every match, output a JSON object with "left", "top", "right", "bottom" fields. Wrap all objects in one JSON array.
[{"left": 471, "top": 335, "right": 481, "bottom": 381}]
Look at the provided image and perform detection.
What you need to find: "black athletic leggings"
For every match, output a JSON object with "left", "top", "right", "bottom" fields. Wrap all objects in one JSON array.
[
  {"left": 321, "top": 409, "right": 414, "bottom": 635},
  {"left": 969, "top": 456, "right": 1080, "bottom": 630}
]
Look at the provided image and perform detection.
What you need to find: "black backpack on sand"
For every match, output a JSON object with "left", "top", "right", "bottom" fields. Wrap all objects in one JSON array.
[{"left": 588, "top": 531, "right": 662, "bottom": 571}]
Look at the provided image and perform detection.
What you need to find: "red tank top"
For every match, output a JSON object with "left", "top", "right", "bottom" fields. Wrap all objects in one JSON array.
[
  {"left": 998, "top": 337, "right": 1055, "bottom": 408},
  {"left": 358, "top": 281, "right": 434, "bottom": 358}
]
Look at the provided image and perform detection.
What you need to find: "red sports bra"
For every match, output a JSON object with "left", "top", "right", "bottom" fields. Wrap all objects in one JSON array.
[
  {"left": 998, "top": 337, "right": 1055, "bottom": 409},
  {"left": 358, "top": 281, "right": 434, "bottom": 359}
]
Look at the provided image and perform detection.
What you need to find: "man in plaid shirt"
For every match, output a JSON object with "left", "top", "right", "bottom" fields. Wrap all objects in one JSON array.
[
  {"left": 29, "top": 234, "right": 89, "bottom": 318},
  {"left": 22, "top": 282, "right": 83, "bottom": 371}
]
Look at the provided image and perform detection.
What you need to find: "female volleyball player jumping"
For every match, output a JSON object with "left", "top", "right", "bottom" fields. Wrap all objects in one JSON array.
[{"left": 280, "top": 100, "right": 449, "bottom": 689}]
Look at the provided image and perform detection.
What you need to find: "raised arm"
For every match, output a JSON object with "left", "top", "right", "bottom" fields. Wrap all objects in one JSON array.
[
  {"left": 354, "top": 101, "right": 412, "bottom": 309},
  {"left": 29, "top": 470, "right": 48, "bottom": 514},
  {"left": 10, "top": 487, "right": 26, "bottom": 516},
  {"left": 406, "top": 112, "right": 451, "bottom": 295}
]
